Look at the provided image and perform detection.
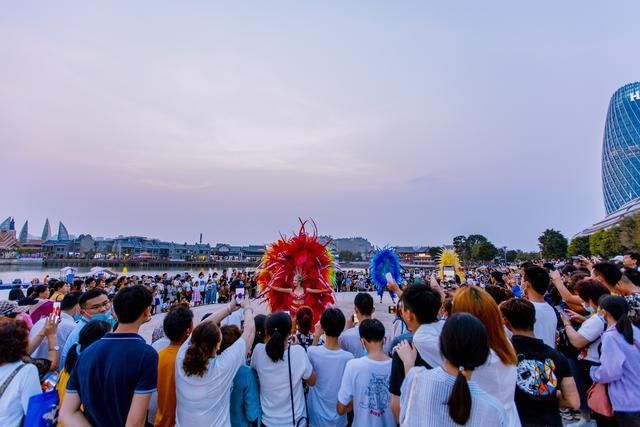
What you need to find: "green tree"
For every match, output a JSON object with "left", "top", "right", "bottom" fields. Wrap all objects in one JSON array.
[
  {"left": 538, "top": 229, "right": 568, "bottom": 259},
  {"left": 590, "top": 228, "right": 622, "bottom": 258},
  {"left": 470, "top": 240, "right": 498, "bottom": 261},
  {"left": 589, "top": 230, "right": 605, "bottom": 257},
  {"left": 339, "top": 250, "right": 357, "bottom": 262},
  {"left": 601, "top": 228, "right": 623, "bottom": 258},
  {"left": 452, "top": 236, "right": 468, "bottom": 261},
  {"left": 505, "top": 250, "right": 519, "bottom": 262},
  {"left": 618, "top": 216, "right": 638, "bottom": 250},
  {"left": 515, "top": 251, "right": 541, "bottom": 261},
  {"left": 567, "top": 236, "right": 590, "bottom": 257}
]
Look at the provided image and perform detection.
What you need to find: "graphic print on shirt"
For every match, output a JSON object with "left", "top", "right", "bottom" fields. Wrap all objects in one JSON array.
[
  {"left": 516, "top": 357, "right": 558, "bottom": 398},
  {"left": 359, "top": 373, "right": 390, "bottom": 416}
]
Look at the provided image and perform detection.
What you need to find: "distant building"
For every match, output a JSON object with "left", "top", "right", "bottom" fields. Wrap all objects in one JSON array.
[
  {"left": 212, "top": 244, "right": 266, "bottom": 261},
  {"left": 319, "top": 236, "right": 374, "bottom": 259},
  {"left": 18, "top": 221, "right": 28, "bottom": 243},
  {"left": 41, "top": 219, "right": 51, "bottom": 242},
  {"left": 392, "top": 246, "right": 434, "bottom": 266},
  {"left": 0, "top": 217, "right": 14, "bottom": 232},
  {"left": 57, "top": 222, "right": 70, "bottom": 241},
  {"left": 577, "top": 82, "right": 640, "bottom": 237}
]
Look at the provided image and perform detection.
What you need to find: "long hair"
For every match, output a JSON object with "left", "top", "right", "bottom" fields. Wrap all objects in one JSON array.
[
  {"left": 64, "top": 320, "right": 111, "bottom": 373},
  {"left": 599, "top": 295, "right": 634, "bottom": 344},
  {"left": 452, "top": 286, "right": 517, "bottom": 365},
  {"left": 252, "top": 314, "right": 267, "bottom": 352},
  {"left": 183, "top": 322, "right": 220, "bottom": 377},
  {"left": 265, "top": 311, "right": 292, "bottom": 362},
  {"left": 440, "top": 313, "right": 490, "bottom": 425},
  {"left": 296, "top": 306, "right": 313, "bottom": 335}
]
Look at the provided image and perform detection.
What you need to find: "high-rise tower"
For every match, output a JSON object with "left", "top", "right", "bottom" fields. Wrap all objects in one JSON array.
[{"left": 602, "top": 82, "right": 640, "bottom": 215}]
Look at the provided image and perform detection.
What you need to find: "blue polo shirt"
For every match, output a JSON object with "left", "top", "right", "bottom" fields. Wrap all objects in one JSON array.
[{"left": 66, "top": 332, "right": 158, "bottom": 427}]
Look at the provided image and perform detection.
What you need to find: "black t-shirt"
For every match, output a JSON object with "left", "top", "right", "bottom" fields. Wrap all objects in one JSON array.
[
  {"left": 511, "top": 335, "right": 572, "bottom": 427},
  {"left": 388, "top": 335, "right": 432, "bottom": 396}
]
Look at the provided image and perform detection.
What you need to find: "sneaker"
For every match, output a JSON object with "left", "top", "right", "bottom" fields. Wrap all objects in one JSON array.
[{"left": 560, "top": 408, "right": 574, "bottom": 421}]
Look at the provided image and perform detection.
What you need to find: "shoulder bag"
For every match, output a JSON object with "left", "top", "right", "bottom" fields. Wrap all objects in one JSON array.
[{"left": 287, "top": 345, "right": 309, "bottom": 427}]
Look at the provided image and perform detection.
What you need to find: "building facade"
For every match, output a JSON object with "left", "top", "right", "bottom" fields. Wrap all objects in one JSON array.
[{"left": 602, "top": 82, "right": 640, "bottom": 215}]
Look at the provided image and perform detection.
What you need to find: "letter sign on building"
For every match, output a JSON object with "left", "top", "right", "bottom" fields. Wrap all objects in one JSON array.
[{"left": 631, "top": 90, "right": 640, "bottom": 102}]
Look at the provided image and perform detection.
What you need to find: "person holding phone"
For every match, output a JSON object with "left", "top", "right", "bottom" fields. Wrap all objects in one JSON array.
[
  {"left": 174, "top": 298, "right": 255, "bottom": 426},
  {"left": 251, "top": 311, "right": 316, "bottom": 426},
  {"left": 29, "top": 293, "right": 79, "bottom": 360}
]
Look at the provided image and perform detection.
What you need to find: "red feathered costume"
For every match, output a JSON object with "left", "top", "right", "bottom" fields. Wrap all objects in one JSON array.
[{"left": 256, "top": 220, "right": 336, "bottom": 323}]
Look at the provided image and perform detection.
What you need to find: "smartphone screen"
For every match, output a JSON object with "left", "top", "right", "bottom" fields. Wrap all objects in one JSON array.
[
  {"left": 234, "top": 287, "right": 245, "bottom": 306},
  {"left": 353, "top": 313, "right": 359, "bottom": 324},
  {"left": 443, "top": 266, "right": 456, "bottom": 283},
  {"left": 52, "top": 302, "right": 61, "bottom": 322},
  {"left": 554, "top": 304, "right": 568, "bottom": 315}
]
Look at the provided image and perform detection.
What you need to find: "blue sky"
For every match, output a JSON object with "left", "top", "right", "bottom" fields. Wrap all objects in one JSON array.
[{"left": 2, "top": 1, "right": 639, "bottom": 250}]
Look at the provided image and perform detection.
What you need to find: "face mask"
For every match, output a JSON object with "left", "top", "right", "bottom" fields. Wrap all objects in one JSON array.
[
  {"left": 92, "top": 311, "right": 117, "bottom": 328},
  {"left": 582, "top": 303, "right": 595, "bottom": 314},
  {"left": 73, "top": 314, "right": 82, "bottom": 322}
]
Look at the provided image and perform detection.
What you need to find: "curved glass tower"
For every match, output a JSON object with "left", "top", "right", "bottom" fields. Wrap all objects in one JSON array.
[{"left": 602, "top": 82, "right": 640, "bottom": 215}]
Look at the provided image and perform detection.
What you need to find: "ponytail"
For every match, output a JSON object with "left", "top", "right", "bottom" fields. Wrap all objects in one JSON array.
[
  {"left": 64, "top": 344, "right": 80, "bottom": 373},
  {"left": 448, "top": 367, "right": 472, "bottom": 424},
  {"left": 439, "top": 313, "right": 490, "bottom": 426},
  {"left": 65, "top": 320, "right": 112, "bottom": 374},
  {"left": 616, "top": 312, "right": 634, "bottom": 345},
  {"left": 599, "top": 295, "right": 634, "bottom": 345},
  {"left": 183, "top": 322, "right": 219, "bottom": 377},
  {"left": 265, "top": 311, "right": 292, "bottom": 362},
  {"left": 265, "top": 329, "right": 286, "bottom": 362}
]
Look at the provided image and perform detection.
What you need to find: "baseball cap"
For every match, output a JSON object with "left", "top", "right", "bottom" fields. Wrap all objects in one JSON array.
[{"left": 0, "top": 300, "right": 29, "bottom": 316}]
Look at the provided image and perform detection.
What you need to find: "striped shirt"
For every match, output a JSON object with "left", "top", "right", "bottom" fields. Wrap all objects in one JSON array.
[{"left": 400, "top": 367, "right": 506, "bottom": 427}]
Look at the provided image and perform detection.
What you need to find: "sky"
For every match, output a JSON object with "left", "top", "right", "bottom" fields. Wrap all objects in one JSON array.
[{"left": 2, "top": 1, "right": 640, "bottom": 251}]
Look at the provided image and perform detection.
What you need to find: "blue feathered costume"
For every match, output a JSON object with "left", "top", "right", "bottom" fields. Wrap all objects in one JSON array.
[{"left": 369, "top": 248, "right": 402, "bottom": 300}]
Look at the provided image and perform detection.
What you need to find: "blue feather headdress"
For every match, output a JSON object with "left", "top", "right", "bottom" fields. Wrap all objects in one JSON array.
[{"left": 369, "top": 247, "right": 403, "bottom": 290}]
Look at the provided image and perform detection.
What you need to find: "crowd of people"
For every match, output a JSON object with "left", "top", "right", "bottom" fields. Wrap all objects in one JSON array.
[
  {"left": 7, "top": 269, "right": 260, "bottom": 315},
  {"left": 1, "top": 252, "right": 640, "bottom": 426}
]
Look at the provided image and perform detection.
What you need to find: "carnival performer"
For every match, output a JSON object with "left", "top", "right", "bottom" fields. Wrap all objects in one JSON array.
[
  {"left": 256, "top": 220, "right": 336, "bottom": 323},
  {"left": 370, "top": 248, "right": 402, "bottom": 304}
]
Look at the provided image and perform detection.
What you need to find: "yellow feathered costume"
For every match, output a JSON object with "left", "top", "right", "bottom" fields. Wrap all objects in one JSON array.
[{"left": 437, "top": 249, "right": 466, "bottom": 282}]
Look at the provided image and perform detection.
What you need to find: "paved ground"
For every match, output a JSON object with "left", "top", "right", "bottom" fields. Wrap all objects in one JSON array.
[{"left": 139, "top": 291, "right": 398, "bottom": 343}]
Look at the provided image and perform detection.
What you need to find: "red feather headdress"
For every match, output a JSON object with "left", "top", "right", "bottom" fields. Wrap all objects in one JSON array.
[{"left": 256, "top": 219, "right": 336, "bottom": 321}]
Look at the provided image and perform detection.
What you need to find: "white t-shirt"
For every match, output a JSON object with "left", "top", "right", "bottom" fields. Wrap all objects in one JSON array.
[
  {"left": 251, "top": 343, "right": 313, "bottom": 426},
  {"left": 532, "top": 302, "right": 557, "bottom": 348},
  {"left": 0, "top": 362, "right": 41, "bottom": 427},
  {"left": 151, "top": 337, "right": 170, "bottom": 353},
  {"left": 412, "top": 321, "right": 445, "bottom": 368},
  {"left": 577, "top": 314, "right": 606, "bottom": 363},
  {"left": 307, "top": 346, "right": 354, "bottom": 427},
  {"left": 29, "top": 312, "right": 77, "bottom": 359},
  {"left": 337, "top": 357, "right": 395, "bottom": 427},
  {"left": 472, "top": 350, "right": 521, "bottom": 427},
  {"left": 221, "top": 310, "right": 243, "bottom": 328},
  {"left": 175, "top": 338, "right": 246, "bottom": 427},
  {"left": 339, "top": 325, "right": 392, "bottom": 358}
]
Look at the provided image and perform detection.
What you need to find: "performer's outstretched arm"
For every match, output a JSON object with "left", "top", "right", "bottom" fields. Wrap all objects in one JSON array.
[
  {"left": 305, "top": 287, "right": 329, "bottom": 294},
  {"left": 269, "top": 285, "right": 292, "bottom": 293}
]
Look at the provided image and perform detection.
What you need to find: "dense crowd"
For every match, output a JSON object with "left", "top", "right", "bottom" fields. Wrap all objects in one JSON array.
[{"left": 1, "top": 253, "right": 640, "bottom": 426}]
